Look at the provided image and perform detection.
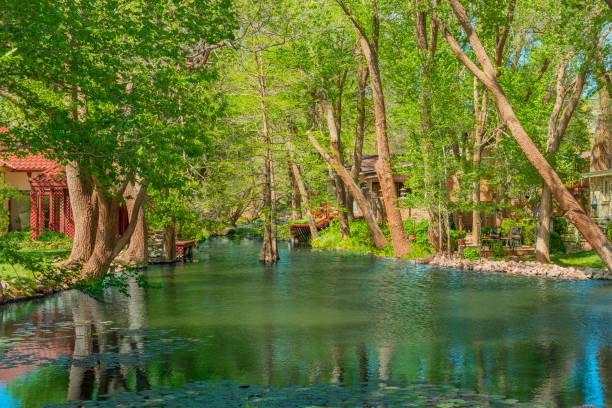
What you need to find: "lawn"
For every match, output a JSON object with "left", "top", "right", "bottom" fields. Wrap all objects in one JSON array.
[
  {"left": 550, "top": 250, "right": 605, "bottom": 269},
  {"left": 0, "top": 248, "right": 70, "bottom": 281}
]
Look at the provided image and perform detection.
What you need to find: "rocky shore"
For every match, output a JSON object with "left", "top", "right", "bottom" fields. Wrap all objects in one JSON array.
[{"left": 422, "top": 254, "right": 608, "bottom": 280}]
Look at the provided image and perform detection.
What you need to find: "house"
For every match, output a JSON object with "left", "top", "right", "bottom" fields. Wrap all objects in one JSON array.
[
  {"left": 349, "top": 155, "right": 429, "bottom": 222},
  {"left": 0, "top": 150, "right": 71, "bottom": 237},
  {"left": 583, "top": 168, "right": 611, "bottom": 228}
]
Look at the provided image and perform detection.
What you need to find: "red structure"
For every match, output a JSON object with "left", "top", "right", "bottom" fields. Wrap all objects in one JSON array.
[{"left": 28, "top": 165, "right": 74, "bottom": 239}]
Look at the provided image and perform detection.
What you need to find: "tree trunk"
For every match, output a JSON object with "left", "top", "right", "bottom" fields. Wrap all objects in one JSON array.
[
  {"left": 65, "top": 162, "right": 98, "bottom": 266},
  {"left": 81, "top": 192, "right": 120, "bottom": 278},
  {"left": 289, "top": 161, "right": 318, "bottom": 239},
  {"left": 256, "top": 52, "right": 279, "bottom": 263},
  {"left": 118, "top": 182, "right": 148, "bottom": 266},
  {"left": 360, "top": 39, "right": 410, "bottom": 256},
  {"left": 289, "top": 168, "right": 302, "bottom": 220},
  {"left": 163, "top": 223, "right": 176, "bottom": 261},
  {"left": 536, "top": 57, "right": 587, "bottom": 262},
  {"left": 472, "top": 80, "right": 488, "bottom": 245},
  {"left": 347, "top": 60, "right": 369, "bottom": 219},
  {"left": 307, "top": 132, "right": 388, "bottom": 249},
  {"left": 330, "top": 170, "right": 351, "bottom": 238},
  {"left": 591, "top": 87, "right": 612, "bottom": 171},
  {"left": 439, "top": 0, "right": 612, "bottom": 274}
]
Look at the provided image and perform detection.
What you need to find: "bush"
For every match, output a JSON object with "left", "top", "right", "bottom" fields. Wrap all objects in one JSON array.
[
  {"left": 449, "top": 229, "right": 466, "bottom": 252},
  {"left": 490, "top": 240, "right": 506, "bottom": 258},
  {"left": 403, "top": 243, "right": 434, "bottom": 260},
  {"left": 462, "top": 247, "right": 480, "bottom": 260},
  {"left": 550, "top": 231, "right": 565, "bottom": 254},
  {"left": 607, "top": 222, "right": 612, "bottom": 243},
  {"left": 553, "top": 217, "right": 568, "bottom": 235},
  {"left": 403, "top": 219, "right": 430, "bottom": 247}
]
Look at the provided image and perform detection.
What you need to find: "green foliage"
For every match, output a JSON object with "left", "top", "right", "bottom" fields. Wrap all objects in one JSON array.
[
  {"left": 403, "top": 219, "right": 431, "bottom": 247},
  {"left": 313, "top": 220, "right": 394, "bottom": 257},
  {"left": 403, "top": 244, "right": 434, "bottom": 260},
  {"left": 462, "top": 247, "right": 481, "bottom": 261},
  {"left": 449, "top": 229, "right": 467, "bottom": 253},
  {"left": 606, "top": 222, "right": 612, "bottom": 243},
  {"left": 490, "top": 241, "right": 506, "bottom": 259},
  {"left": 550, "top": 231, "right": 565, "bottom": 255},
  {"left": 0, "top": 182, "right": 19, "bottom": 232},
  {"left": 501, "top": 218, "right": 535, "bottom": 245},
  {"left": 553, "top": 217, "right": 569, "bottom": 236}
]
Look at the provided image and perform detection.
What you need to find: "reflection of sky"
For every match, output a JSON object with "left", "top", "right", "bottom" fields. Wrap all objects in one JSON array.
[
  {"left": 578, "top": 327, "right": 605, "bottom": 407},
  {"left": 0, "top": 382, "right": 18, "bottom": 407}
]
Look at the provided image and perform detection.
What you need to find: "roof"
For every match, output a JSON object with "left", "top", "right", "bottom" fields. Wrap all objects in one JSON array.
[
  {"left": 582, "top": 169, "right": 612, "bottom": 178},
  {"left": 0, "top": 153, "right": 60, "bottom": 172},
  {"left": 347, "top": 155, "right": 411, "bottom": 176},
  {"left": 29, "top": 165, "right": 67, "bottom": 189},
  {"left": 0, "top": 127, "right": 60, "bottom": 172}
]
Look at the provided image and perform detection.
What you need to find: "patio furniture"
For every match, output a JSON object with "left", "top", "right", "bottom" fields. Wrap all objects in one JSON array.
[{"left": 509, "top": 227, "right": 523, "bottom": 248}]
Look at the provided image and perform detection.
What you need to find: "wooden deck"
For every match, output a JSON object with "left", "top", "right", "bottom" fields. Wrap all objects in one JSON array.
[{"left": 290, "top": 205, "right": 336, "bottom": 243}]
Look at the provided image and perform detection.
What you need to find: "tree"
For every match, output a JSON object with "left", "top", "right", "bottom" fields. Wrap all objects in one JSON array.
[
  {"left": 436, "top": 0, "right": 612, "bottom": 274},
  {"left": 0, "top": 0, "right": 236, "bottom": 277},
  {"left": 333, "top": 0, "right": 411, "bottom": 256}
]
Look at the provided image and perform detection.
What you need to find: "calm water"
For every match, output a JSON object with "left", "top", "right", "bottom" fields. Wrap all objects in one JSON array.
[{"left": 1, "top": 238, "right": 612, "bottom": 407}]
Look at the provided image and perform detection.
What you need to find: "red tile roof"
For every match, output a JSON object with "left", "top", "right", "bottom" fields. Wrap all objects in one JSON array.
[{"left": 0, "top": 153, "right": 60, "bottom": 172}]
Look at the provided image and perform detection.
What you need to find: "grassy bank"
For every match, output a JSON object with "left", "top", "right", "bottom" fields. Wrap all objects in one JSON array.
[
  {"left": 550, "top": 251, "right": 605, "bottom": 269},
  {"left": 0, "top": 232, "right": 72, "bottom": 298},
  {"left": 312, "top": 219, "right": 435, "bottom": 259},
  {"left": 311, "top": 219, "right": 607, "bottom": 271}
]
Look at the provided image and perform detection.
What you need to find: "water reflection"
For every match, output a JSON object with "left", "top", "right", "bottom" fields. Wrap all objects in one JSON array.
[{"left": 0, "top": 238, "right": 611, "bottom": 407}]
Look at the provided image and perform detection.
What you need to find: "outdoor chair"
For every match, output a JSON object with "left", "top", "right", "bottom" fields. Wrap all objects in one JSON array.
[
  {"left": 509, "top": 227, "right": 523, "bottom": 248},
  {"left": 489, "top": 227, "right": 502, "bottom": 240}
]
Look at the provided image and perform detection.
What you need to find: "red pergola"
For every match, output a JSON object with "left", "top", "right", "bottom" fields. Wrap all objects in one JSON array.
[{"left": 28, "top": 167, "right": 74, "bottom": 239}]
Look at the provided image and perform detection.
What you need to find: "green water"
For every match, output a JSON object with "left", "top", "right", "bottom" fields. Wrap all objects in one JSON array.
[{"left": 1, "top": 238, "right": 612, "bottom": 407}]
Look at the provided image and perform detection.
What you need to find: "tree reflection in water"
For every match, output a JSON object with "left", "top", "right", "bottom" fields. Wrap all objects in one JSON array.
[{"left": 1, "top": 239, "right": 612, "bottom": 407}]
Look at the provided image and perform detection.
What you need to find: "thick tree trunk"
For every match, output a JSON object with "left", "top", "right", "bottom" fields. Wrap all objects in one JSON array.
[
  {"left": 307, "top": 132, "right": 389, "bottom": 248},
  {"left": 347, "top": 60, "right": 369, "bottom": 219},
  {"left": 362, "top": 46, "right": 410, "bottom": 256},
  {"left": 591, "top": 87, "right": 612, "bottom": 172},
  {"left": 65, "top": 162, "right": 97, "bottom": 266},
  {"left": 440, "top": 0, "right": 612, "bottom": 274},
  {"left": 118, "top": 182, "right": 148, "bottom": 266},
  {"left": 81, "top": 192, "right": 120, "bottom": 278},
  {"left": 163, "top": 223, "right": 176, "bottom": 261}
]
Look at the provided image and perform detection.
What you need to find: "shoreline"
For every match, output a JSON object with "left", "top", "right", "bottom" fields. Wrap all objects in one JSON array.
[
  {"left": 309, "top": 245, "right": 608, "bottom": 280},
  {"left": 420, "top": 254, "right": 607, "bottom": 280}
]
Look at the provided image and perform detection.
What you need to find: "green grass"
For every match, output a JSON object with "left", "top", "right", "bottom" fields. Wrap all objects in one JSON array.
[
  {"left": 0, "top": 248, "right": 69, "bottom": 280},
  {"left": 550, "top": 250, "right": 605, "bottom": 269},
  {"left": 312, "top": 219, "right": 434, "bottom": 259}
]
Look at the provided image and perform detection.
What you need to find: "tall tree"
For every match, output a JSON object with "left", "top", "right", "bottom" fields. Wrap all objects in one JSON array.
[
  {"left": 334, "top": 0, "right": 411, "bottom": 256},
  {"left": 436, "top": 0, "right": 612, "bottom": 274}
]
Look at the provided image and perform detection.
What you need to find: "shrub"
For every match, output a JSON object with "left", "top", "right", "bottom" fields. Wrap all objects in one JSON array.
[
  {"left": 462, "top": 247, "right": 480, "bottom": 260},
  {"left": 550, "top": 231, "right": 565, "bottom": 254},
  {"left": 449, "top": 229, "right": 466, "bottom": 252},
  {"left": 403, "top": 219, "right": 430, "bottom": 247},
  {"left": 403, "top": 243, "right": 434, "bottom": 259},
  {"left": 607, "top": 222, "right": 612, "bottom": 243},
  {"left": 490, "top": 240, "right": 506, "bottom": 258},
  {"left": 553, "top": 217, "right": 568, "bottom": 235},
  {"left": 481, "top": 226, "right": 491, "bottom": 236}
]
